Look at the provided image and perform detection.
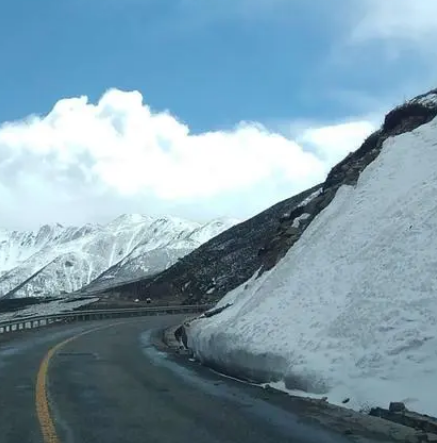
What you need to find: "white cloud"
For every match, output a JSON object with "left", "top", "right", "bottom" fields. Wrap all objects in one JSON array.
[
  {"left": 352, "top": 0, "right": 437, "bottom": 50},
  {"left": 297, "top": 121, "right": 376, "bottom": 166},
  {"left": 0, "top": 89, "right": 375, "bottom": 230},
  {"left": 321, "top": 0, "right": 437, "bottom": 114}
]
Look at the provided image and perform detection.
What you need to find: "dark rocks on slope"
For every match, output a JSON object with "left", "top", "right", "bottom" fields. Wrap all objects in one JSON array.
[{"left": 98, "top": 88, "right": 437, "bottom": 305}]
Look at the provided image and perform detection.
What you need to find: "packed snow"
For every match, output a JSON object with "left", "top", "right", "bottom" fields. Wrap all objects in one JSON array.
[
  {"left": 292, "top": 213, "right": 310, "bottom": 229},
  {"left": 188, "top": 115, "right": 437, "bottom": 416},
  {"left": 0, "top": 215, "right": 237, "bottom": 299}
]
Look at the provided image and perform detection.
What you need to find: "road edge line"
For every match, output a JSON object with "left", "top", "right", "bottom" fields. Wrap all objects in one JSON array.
[{"left": 35, "top": 323, "right": 122, "bottom": 443}]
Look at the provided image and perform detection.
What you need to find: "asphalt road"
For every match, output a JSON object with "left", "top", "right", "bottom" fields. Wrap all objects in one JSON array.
[{"left": 0, "top": 316, "right": 382, "bottom": 443}]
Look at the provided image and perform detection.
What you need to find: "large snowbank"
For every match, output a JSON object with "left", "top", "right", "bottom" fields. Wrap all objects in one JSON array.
[{"left": 188, "top": 115, "right": 437, "bottom": 416}]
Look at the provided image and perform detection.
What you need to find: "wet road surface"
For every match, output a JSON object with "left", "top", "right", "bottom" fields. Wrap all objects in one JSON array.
[{"left": 0, "top": 316, "right": 378, "bottom": 443}]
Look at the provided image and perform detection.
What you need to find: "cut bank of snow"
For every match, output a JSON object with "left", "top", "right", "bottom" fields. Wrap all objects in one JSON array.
[{"left": 188, "top": 115, "right": 437, "bottom": 417}]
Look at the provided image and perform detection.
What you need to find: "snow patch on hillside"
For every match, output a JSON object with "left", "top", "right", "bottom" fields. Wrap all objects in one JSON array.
[
  {"left": 188, "top": 115, "right": 437, "bottom": 416},
  {"left": 0, "top": 297, "right": 99, "bottom": 322},
  {"left": 297, "top": 188, "right": 322, "bottom": 208},
  {"left": 411, "top": 92, "right": 437, "bottom": 108}
]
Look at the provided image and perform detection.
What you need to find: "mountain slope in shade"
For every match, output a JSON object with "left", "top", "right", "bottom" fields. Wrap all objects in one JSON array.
[{"left": 0, "top": 215, "right": 237, "bottom": 299}]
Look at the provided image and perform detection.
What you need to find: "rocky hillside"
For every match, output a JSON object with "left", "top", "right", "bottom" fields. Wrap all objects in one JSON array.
[
  {"left": 0, "top": 215, "right": 237, "bottom": 299},
  {"left": 96, "top": 88, "right": 437, "bottom": 304}
]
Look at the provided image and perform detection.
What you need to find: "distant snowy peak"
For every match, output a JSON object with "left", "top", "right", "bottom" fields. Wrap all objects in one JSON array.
[
  {"left": 105, "top": 214, "right": 207, "bottom": 236},
  {"left": 148, "top": 215, "right": 201, "bottom": 232},
  {"left": 184, "top": 218, "right": 241, "bottom": 245},
  {"left": 0, "top": 213, "right": 239, "bottom": 298},
  {"left": 0, "top": 223, "right": 84, "bottom": 273},
  {"left": 105, "top": 214, "right": 155, "bottom": 231}
]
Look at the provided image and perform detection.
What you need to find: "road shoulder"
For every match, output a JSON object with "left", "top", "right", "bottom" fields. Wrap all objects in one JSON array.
[{"left": 159, "top": 325, "right": 434, "bottom": 443}]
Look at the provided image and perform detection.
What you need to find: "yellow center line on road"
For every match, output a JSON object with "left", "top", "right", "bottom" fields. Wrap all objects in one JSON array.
[{"left": 35, "top": 322, "right": 125, "bottom": 443}]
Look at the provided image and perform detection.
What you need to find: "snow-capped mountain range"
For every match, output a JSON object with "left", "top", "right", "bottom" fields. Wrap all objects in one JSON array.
[{"left": 0, "top": 214, "right": 238, "bottom": 299}]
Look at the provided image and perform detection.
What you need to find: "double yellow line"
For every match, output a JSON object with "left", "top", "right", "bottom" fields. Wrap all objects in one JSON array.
[{"left": 35, "top": 323, "right": 121, "bottom": 443}]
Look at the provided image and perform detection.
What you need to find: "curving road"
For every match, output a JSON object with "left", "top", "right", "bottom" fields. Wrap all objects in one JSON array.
[{"left": 0, "top": 316, "right": 384, "bottom": 443}]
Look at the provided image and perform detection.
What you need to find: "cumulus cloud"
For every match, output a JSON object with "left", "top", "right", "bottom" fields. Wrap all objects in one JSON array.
[
  {"left": 296, "top": 121, "right": 375, "bottom": 166},
  {"left": 0, "top": 89, "right": 375, "bottom": 230}
]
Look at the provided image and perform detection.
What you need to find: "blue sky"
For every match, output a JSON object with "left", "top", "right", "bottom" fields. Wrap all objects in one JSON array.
[
  {"left": 2, "top": 0, "right": 434, "bottom": 130},
  {"left": 0, "top": 0, "right": 436, "bottom": 228}
]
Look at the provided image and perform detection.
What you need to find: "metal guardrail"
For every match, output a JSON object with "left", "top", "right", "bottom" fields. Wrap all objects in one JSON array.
[{"left": 0, "top": 304, "right": 213, "bottom": 334}]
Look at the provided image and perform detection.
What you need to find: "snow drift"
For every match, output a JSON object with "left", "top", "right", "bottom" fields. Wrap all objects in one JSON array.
[{"left": 188, "top": 100, "right": 437, "bottom": 416}]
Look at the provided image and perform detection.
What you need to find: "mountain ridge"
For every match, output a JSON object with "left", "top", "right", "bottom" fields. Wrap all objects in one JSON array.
[{"left": 0, "top": 214, "right": 237, "bottom": 299}]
